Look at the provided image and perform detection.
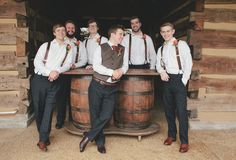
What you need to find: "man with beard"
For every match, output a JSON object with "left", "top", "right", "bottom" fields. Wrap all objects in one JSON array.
[
  {"left": 55, "top": 20, "right": 87, "bottom": 129},
  {"left": 84, "top": 18, "right": 108, "bottom": 70},
  {"left": 122, "top": 16, "right": 156, "bottom": 69}
]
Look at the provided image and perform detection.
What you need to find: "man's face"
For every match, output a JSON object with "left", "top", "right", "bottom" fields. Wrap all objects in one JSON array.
[
  {"left": 130, "top": 18, "right": 141, "bottom": 32},
  {"left": 160, "top": 26, "right": 175, "bottom": 41},
  {"left": 111, "top": 28, "right": 124, "bottom": 44},
  {"left": 65, "top": 22, "right": 76, "bottom": 38},
  {"left": 88, "top": 22, "right": 98, "bottom": 35},
  {"left": 53, "top": 27, "right": 66, "bottom": 40}
]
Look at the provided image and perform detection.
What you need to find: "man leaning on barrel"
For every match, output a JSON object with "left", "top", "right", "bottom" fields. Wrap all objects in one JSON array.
[
  {"left": 156, "top": 22, "right": 193, "bottom": 153},
  {"left": 79, "top": 24, "right": 128, "bottom": 154},
  {"left": 31, "top": 23, "right": 73, "bottom": 151}
]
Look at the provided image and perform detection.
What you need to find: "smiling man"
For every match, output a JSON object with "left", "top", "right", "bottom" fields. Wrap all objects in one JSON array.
[
  {"left": 79, "top": 25, "right": 128, "bottom": 154},
  {"left": 122, "top": 16, "right": 156, "bottom": 69},
  {"left": 31, "top": 23, "right": 73, "bottom": 151},
  {"left": 156, "top": 22, "right": 193, "bottom": 153}
]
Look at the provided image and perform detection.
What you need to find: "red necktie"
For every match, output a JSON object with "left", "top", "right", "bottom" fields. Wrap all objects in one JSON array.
[{"left": 112, "top": 45, "right": 119, "bottom": 52}]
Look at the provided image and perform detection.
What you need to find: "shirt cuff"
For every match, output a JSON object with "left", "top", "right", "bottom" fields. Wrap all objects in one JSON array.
[
  {"left": 182, "top": 77, "right": 188, "bottom": 86},
  {"left": 107, "top": 69, "right": 114, "bottom": 76}
]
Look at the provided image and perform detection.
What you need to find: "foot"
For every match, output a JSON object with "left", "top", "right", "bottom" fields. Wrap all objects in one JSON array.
[
  {"left": 97, "top": 145, "right": 106, "bottom": 154},
  {"left": 164, "top": 137, "right": 176, "bottom": 145},
  {"left": 179, "top": 144, "right": 189, "bottom": 153},
  {"left": 55, "top": 123, "right": 63, "bottom": 129},
  {"left": 37, "top": 141, "right": 47, "bottom": 152},
  {"left": 79, "top": 135, "right": 90, "bottom": 152}
]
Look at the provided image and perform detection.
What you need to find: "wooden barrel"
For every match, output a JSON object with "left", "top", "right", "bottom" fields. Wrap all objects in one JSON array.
[
  {"left": 114, "top": 76, "right": 154, "bottom": 130},
  {"left": 70, "top": 76, "right": 92, "bottom": 130}
]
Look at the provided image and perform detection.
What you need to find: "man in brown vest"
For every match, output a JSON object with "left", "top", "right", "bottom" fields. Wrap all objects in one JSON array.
[{"left": 79, "top": 25, "right": 128, "bottom": 154}]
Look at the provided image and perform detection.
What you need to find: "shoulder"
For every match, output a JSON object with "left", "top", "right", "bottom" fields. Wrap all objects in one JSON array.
[{"left": 177, "top": 40, "right": 189, "bottom": 48}]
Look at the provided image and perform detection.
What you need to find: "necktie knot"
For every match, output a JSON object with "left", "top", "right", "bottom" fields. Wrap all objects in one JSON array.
[{"left": 111, "top": 45, "right": 119, "bottom": 52}]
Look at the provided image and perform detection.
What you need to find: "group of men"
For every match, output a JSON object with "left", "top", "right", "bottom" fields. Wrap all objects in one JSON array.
[{"left": 31, "top": 16, "right": 192, "bottom": 154}]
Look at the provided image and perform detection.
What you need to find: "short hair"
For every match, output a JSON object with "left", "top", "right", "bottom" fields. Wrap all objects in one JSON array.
[
  {"left": 87, "top": 18, "right": 99, "bottom": 28},
  {"left": 160, "top": 22, "right": 175, "bottom": 30},
  {"left": 52, "top": 23, "right": 65, "bottom": 33},
  {"left": 130, "top": 16, "right": 141, "bottom": 23},
  {"left": 108, "top": 25, "right": 124, "bottom": 38},
  {"left": 65, "top": 20, "right": 76, "bottom": 27}
]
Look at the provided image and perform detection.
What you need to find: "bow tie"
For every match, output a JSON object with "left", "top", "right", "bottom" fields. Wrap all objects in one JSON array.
[{"left": 111, "top": 45, "right": 119, "bottom": 52}]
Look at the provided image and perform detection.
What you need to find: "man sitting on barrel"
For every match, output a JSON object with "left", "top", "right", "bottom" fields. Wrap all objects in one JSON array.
[{"left": 79, "top": 25, "right": 128, "bottom": 154}]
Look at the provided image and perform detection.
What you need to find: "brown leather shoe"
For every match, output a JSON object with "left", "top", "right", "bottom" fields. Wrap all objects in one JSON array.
[
  {"left": 179, "top": 144, "right": 189, "bottom": 153},
  {"left": 97, "top": 145, "right": 106, "bottom": 154},
  {"left": 164, "top": 137, "right": 176, "bottom": 145},
  {"left": 37, "top": 141, "right": 47, "bottom": 151}
]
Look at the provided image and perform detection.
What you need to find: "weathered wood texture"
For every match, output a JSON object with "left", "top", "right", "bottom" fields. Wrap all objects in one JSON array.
[
  {"left": 193, "top": 56, "right": 236, "bottom": 74},
  {"left": 189, "top": 74, "right": 236, "bottom": 93},
  {"left": 0, "top": 0, "right": 26, "bottom": 18},
  {"left": 189, "top": 30, "right": 236, "bottom": 48}
]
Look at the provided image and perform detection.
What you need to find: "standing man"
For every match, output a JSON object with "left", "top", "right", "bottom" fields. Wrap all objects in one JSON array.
[
  {"left": 31, "top": 24, "right": 73, "bottom": 151},
  {"left": 84, "top": 18, "right": 108, "bottom": 70},
  {"left": 79, "top": 25, "right": 128, "bottom": 154},
  {"left": 55, "top": 20, "right": 87, "bottom": 129},
  {"left": 122, "top": 16, "right": 156, "bottom": 69},
  {"left": 156, "top": 22, "right": 193, "bottom": 153}
]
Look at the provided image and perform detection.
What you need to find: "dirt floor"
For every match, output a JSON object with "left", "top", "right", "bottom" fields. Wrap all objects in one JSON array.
[{"left": 0, "top": 108, "right": 236, "bottom": 160}]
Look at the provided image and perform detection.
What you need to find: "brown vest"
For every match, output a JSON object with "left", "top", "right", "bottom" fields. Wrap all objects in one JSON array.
[{"left": 93, "top": 43, "right": 125, "bottom": 82}]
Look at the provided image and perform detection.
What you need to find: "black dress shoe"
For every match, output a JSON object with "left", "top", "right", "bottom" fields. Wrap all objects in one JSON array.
[
  {"left": 79, "top": 136, "right": 90, "bottom": 152},
  {"left": 97, "top": 145, "right": 106, "bottom": 154},
  {"left": 55, "top": 123, "right": 63, "bottom": 129}
]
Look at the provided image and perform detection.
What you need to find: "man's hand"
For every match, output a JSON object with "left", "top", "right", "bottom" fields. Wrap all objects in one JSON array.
[
  {"left": 48, "top": 70, "right": 59, "bottom": 82},
  {"left": 112, "top": 69, "right": 123, "bottom": 80},
  {"left": 70, "top": 64, "right": 77, "bottom": 70},
  {"left": 160, "top": 72, "right": 169, "bottom": 82},
  {"left": 85, "top": 65, "right": 93, "bottom": 70}
]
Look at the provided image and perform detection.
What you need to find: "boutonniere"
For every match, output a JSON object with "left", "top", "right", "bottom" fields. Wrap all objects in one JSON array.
[
  {"left": 117, "top": 47, "right": 123, "bottom": 56},
  {"left": 173, "top": 39, "right": 178, "bottom": 46},
  {"left": 97, "top": 37, "right": 101, "bottom": 44},
  {"left": 66, "top": 44, "right": 71, "bottom": 52},
  {"left": 142, "top": 34, "right": 147, "bottom": 40},
  {"left": 76, "top": 40, "right": 80, "bottom": 46}
]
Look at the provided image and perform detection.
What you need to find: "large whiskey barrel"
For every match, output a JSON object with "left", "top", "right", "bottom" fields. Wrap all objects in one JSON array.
[
  {"left": 114, "top": 76, "right": 154, "bottom": 130},
  {"left": 70, "top": 76, "right": 92, "bottom": 129}
]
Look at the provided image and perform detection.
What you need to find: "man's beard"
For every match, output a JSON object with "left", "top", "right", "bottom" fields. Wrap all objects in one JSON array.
[
  {"left": 132, "top": 28, "right": 140, "bottom": 33},
  {"left": 67, "top": 32, "right": 76, "bottom": 39}
]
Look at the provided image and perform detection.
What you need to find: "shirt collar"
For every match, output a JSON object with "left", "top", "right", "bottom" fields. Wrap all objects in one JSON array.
[
  {"left": 131, "top": 31, "right": 144, "bottom": 38},
  {"left": 52, "top": 39, "right": 67, "bottom": 45},
  {"left": 108, "top": 41, "right": 117, "bottom": 47},
  {"left": 64, "top": 37, "right": 77, "bottom": 43},
  {"left": 164, "top": 37, "right": 177, "bottom": 45},
  {"left": 89, "top": 33, "right": 100, "bottom": 39}
]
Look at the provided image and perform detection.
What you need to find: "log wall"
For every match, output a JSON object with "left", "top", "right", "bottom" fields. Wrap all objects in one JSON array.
[
  {"left": 0, "top": 0, "right": 51, "bottom": 128},
  {"left": 159, "top": 0, "right": 236, "bottom": 129}
]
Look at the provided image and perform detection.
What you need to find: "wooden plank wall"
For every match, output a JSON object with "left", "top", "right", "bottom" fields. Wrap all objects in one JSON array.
[
  {"left": 159, "top": 0, "right": 236, "bottom": 125},
  {"left": 0, "top": 0, "right": 51, "bottom": 128},
  {"left": 187, "top": 0, "right": 236, "bottom": 124}
]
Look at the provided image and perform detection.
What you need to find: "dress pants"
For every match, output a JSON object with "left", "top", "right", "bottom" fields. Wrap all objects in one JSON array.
[
  {"left": 163, "top": 74, "right": 189, "bottom": 144},
  {"left": 56, "top": 75, "right": 71, "bottom": 125},
  {"left": 31, "top": 74, "right": 60, "bottom": 142},
  {"left": 87, "top": 79, "right": 118, "bottom": 146}
]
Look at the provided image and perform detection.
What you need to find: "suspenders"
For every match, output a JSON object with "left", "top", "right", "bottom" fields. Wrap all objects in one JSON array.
[
  {"left": 43, "top": 41, "right": 51, "bottom": 64},
  {"left": 128, "top": 34, "right": 148, "bottom": 64},
  {"left": 74, "top": 42, "right": 79, "bottom": 63},
  {"left": 43, "top": 41, "right": 70, "bottom": 67},
  {"left": 160, "top": 40, "right": 182, "bottom": 72}
]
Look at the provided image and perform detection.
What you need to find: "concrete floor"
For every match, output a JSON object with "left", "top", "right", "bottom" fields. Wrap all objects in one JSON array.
[{"left": 0, "top": 109, "right": 236, "bottom": 160}]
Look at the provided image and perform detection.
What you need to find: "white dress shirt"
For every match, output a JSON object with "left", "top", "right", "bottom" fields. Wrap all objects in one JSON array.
[
  {"left": 83, "top": 33, "right": 108, "bottom": 64},
  {"left": 121, "top": 32, "right": 157, "bottom": 69},
  {"left": 34, "top": 39, "right": 73, "bottom": 76},
  {"left": 65, "top": 37, "right": 87, "bottom": 68},
  {"left": 156, "top": 37, "right": 193, "bottom": 85},
  {"left": 93, "top": 41, "right": 129, "bottom": 83}
]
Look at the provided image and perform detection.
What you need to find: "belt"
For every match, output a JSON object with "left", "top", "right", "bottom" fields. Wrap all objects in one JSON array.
[{"left": 92, "top": 77, "right": 117, "bottom": 86}]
